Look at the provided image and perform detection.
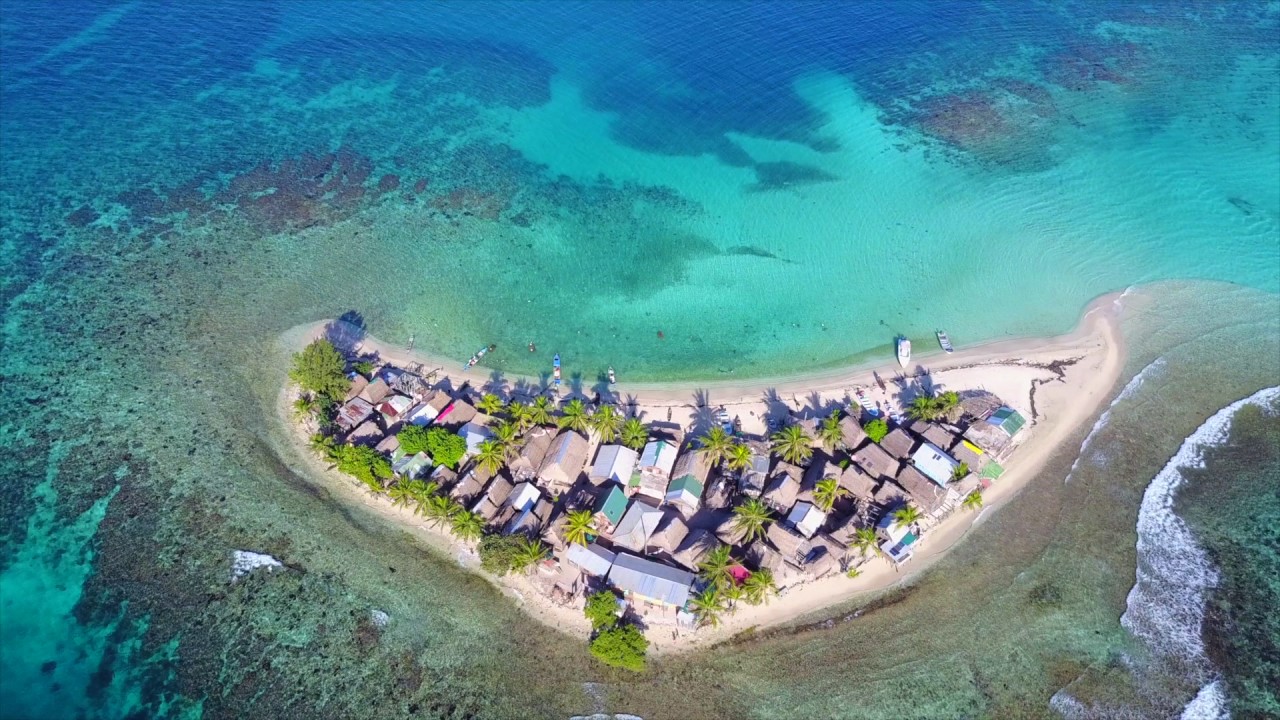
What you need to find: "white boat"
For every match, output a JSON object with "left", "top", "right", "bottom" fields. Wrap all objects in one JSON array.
[
  {"left": 936, "top": 330, "right": 954, "bottom": 354},
  {"left": 607, "top": 366, "right": 616, "bottom": 385},
  {"left": 896, "top": 337, "right": 911, "bottom": 368}
]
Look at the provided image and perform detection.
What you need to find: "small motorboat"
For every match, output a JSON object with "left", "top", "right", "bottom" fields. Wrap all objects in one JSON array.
[
  {"left": 607, "top": 366, "right": 616, "bottom": 384},
  {"left": 463, "top": 345, "right": 489, "bottom": 371},
  {"left": 553, "top": 353, "right": 562, "bottom": 387},
  {"left": 937, "top": 330, "right": 955, "bottom": 354},
  {"left": 855, "top": 387, "right": 879, "bottom": 416},
  {"left": 896, "top": 336, "right": 912, "bottom": 368}
]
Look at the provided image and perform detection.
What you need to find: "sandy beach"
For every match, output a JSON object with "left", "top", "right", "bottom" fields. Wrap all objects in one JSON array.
[{"left": 274, "top": 293, "right": 1125, "bottom": 655}]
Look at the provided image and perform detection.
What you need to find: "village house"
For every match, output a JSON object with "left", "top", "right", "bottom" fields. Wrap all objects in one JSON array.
[
  {"left": 336, "top": 397, "right": 374, "bottom": 431},
  {"left": 593, "top": 484, "right": 629, "bottom": 532},
  {"left": 434, "top": 397, "right": 477, "bottom": 428},
  {"left": 895, "top": 465, "right": 951, "bottom": 518},
  {"left": 671, "top": 528, "right": 718, "bottom": 571},
  {"left": 880, "top": 427, "right": 917, "bottom": 460},
  {"left": 852, "top": 441, "right": 900, "bottom": 482},
  {"left": 838, "top": 463, "right": 878, "bottom": 501},
  {"left": 786, "top": 501, "right": 827, "bottom": 539},
  {"left": 911, "top": 442, "right": 961, "bottom": 486},
  {"left": 607, "top": 553, "right": 694, "bottom": 609},
  {"left": 508, "top": 427, "right": 554, "bottom": 481},
  {"left": 611, "top": 500, "right": 664, "bottom": 553},
  {"left": 631, "top": 439, "right": 679, "bottom": 501},
  {"left": 839, "top": 415, "right": 868, "bottom": 450},
  {"left": 565, "top": 542, "right": 615, "bottom": 578},
  {"left": 377, "top": 394, "right": 414, "bottom": 425},
  {"left": 964, "top": 405, "right": 1026, "bottom": 460},
  {"left": 590, "top": 444, "right": 639, "bottom": 486},
  {"left": 877, "top": 512, "right": 919, "bottom": 564},
  {"left": 761, "top": 462, "right": 803, "bottom": 515},
  {"left": 665, "top": 450, "right": 710, "bottom": 516},
  {"left": 738, "top": 446, "right": 771, "bottom": 497},
  {"left": 347, "top": 419, "right": 384, "bottom": 447},
  {"left": 358, "top": 377, "right": 392, "bottom": 405},
  {"left": 912, "top": 420, "right": 959, "bottom": 452},
  {"left": 645, "top": 511, "right": 690, "bottom": 560},
  {"left": 392, "top": 451, "right": 432, "bottom": 480},
  {"left": 538, "top": 430, "right": 589, "bottom": 491},
  {"left": 344, "top": 374, "right": 369, "bottom": 403},
  {"left": 374, "top": 434, "right": 400, "bottom": 456},
  {"left": 950, "top": 438, "right": 988, "bottom": 473}
]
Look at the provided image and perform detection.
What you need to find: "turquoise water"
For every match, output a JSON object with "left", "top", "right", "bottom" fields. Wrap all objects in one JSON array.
[{"left": 1, "top": 2, "right": 1278, "bottom": 718}]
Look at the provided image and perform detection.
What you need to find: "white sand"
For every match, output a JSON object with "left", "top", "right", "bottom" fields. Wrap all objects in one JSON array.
[{"left": 274, "top": 293, "right": 1125, "bottom": 654}]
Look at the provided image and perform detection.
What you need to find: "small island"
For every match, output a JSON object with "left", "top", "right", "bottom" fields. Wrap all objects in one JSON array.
[{"left": 282, "top": 304, "right": 1121, "bottom": 670}]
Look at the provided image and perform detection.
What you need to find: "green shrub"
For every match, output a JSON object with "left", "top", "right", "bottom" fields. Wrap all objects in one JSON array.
[
  {"left": 478, "top": 534, "right": 523, "bottom": 576},
  {"left": 425, "top": 427, "right": 467, "bottom": 469},
  {"left": 336, "top": 445, "right": 392, "bottom": 486},
  {"left": 584, "top": 591, "right": 620, "bottom": 631},
  {"left": 864, "top": 418, "right": 889, "bottom": 444},
  {"left": 589, "top": 624, "right": 648, "bottom": 672},
  {"left": 289, "top": 339, "right": 349, "bottom": 401},
  {"left": 397, "top": 425, "right": 431, "bottom": 455},
  {"left": 352, "top": 360, "right": 375, "bottom": 377}
]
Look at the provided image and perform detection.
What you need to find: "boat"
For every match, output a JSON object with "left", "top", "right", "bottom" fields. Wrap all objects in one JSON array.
[
  {"left": 936, "top": 330, "right": 954, "bottom": 354},
  {"left": 463, "top": 345, "right": 489, "bottom": 371},
  {"left": 553, "top": 353, "right": 562, "bottom": 387},
  {"left": 896, "top": 336, "right": 912, "bottom": 368},
  {"left": 607, "top": 366, "right": 616, "bottom": 384},
  {"left": 855, "top": 388, "right": 879, "bottom": 416}
]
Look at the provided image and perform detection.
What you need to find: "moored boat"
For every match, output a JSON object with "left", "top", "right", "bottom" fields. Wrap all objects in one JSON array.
[
  {"left": 896, "top": 336, "right": 912, "bottom": 368},
  {"left": 463, "top": 345, "right": 489, "bottom": 371},
  {"left": 553, "top": 353, "right": 562, "bottom": 387},
  {"left": 607, "top": 366, "right": 616, "bottom": 384},
  {"left": 937, "top": 330, "right": 955, "bottom": 354}
]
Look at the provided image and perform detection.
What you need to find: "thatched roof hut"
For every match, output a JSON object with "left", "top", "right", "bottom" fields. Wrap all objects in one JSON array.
[
  {"left": 538, "top": 430, "right": 589, "bottom": 490},
  {"left": 804, "top": 533, "right": 845, "bottom": 579},
  {"left": 852, "top": 442, "right": 900, "bottom": 482},
  {"left": 880, "top": 428, "right": 916, "bottom": 459},
  {"left": 918, "top": 423, "right": 958, "bottom": 452},
  {"left": 839, "top": 415, "right": 867, "bottom": 450},
  {"left": 951, "top": 438, "right": 988, "bottom": 472},
  {"left": 714, "top": 514, "right": 749, "bottom": 547},
  {"left": 800, "top": 454, "right": 842, "bottom": 502},
  {"left": 761, "top": 463, "right": 803, "bottom": 514},
  {"left": 872, "top": 479, "right": 908, "bottom": 509},
  {"left": 510, "top": 427, "right": 554, "bottom": 481},
  {"left": 646, "top": 511, "right": 690, "bottom": 557},
  {"left": 766, "top": 522, "right": 812, "bottom": 564},
  {"left": 672, "top": 528, "right": 718, "bottom": 571},
  {"left": 838, "top": 464, "right": 878, "bottom": 500},
  {"left": 895, "top": 465, "right": 948, "bottom": 516}
]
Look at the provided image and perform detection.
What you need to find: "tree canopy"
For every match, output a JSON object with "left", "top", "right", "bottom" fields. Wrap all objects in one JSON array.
[
  {"left": 589, "top": 624, "right": 648, "bottom": 671},
  {"left": 425, "top": 428, "right": 467, "bottom": 469},
  {"left": 864, "top": 418, "right": 889, "bottom": 444},
  {"left": 335, "top": 445, "right": 392, "bottom": 487},
  {"left": 583, "top": 590, "right": 620, "bottom": 631},
  {"left": 289, "top": 339, "right": 350, "bottom": 400}
]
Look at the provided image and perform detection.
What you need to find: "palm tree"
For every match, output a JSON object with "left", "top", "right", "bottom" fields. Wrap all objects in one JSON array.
[
  {"left": 474, "top": 439, "right": 505, "bottom": 474},
  {"left": 591, "top": 404, "right": 624, "bottom": 443},
  {"left": 529, "top": 396, "right": 554, "bottom": 426},
  {"left": 936, "top": 390, "right": 961, "bottom": 421},
  {"left": 477, "top": 393, "right": 505, "bottom": 417},
  {"left": 558, "top": 399, "right": 590, "bottom": 433},
  {"left": 450, "top": 510, "right": 484, "bottom": 542},
  {"left": 511, "top": 537, "right": 550, "bottom": 573},
  {"left": 698, "top": 544, "right": 737, "bottom": 592},
  {"left": 699, "top": 426, "right": 734, "bottom": 466},
  {"left": 731, "top": 498, "right": 774, "bottom": 544},
  {"left": 892, "top": 504, "right": 923, "bottom": 528},
  {"left": 725, "top": 443, "right": 754, "bottom": 474},
  {"left": 408, "top": 480, "right": 439, "bottom": 513},
  {"left": 951, "top": 462, "right": 970, "bottom": 483},
  {"left": 492, "top": 421, "right": 520, "bottom": 457},
  {"left": 388, "top": 481, "right": 415, "bottom": 509},
  {"left": 907, "top": 395, "right": 939, "bottom": 421},
  {"left": 770, "top": 424, "right": 813, "bottom": 466},
  {"left": 421, "top": 495, "right": 460, "bottom": 529},
  {"left": 849, "top": 526, "right": 879, "bottom": 559},
  {"left": 962, "top": 490, "right": 984, "bottom": 511},
  {"left": 508, "top": 402, "right": 534, "bottom": 432},
  {"left": 621, "top": 417, "right": 648, "bottom": 450},
  {"left": 812, "top": 477, "right": 848, "bottom": 512},
  {"left": 309, "top": 434, "right": 341, "bottom": 463},
  {"left": 689, "top": 586, "right": 729, "bottom": 628},
  {"left": 817, "top": 411, "right": 844, "bottom": 451},
  {"left": 846, "top": 566, "right": 863, "bottom": 579},
  {"left": 740, "top": 569, "right": 778, "bottom": 606},
  {"left": 562, "top": 508, "right": 596, "bottom": 546}
]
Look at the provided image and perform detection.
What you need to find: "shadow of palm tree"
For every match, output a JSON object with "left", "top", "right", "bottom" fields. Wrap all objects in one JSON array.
[
  {"left": 482, "top": 370, "right": 509, "bottom": 399},
  {"left": 591, "top": 373, "right": 615, "bottom": 406},
  {"left": 567, "top": 372, "right": 586, "bottom": 402},
  {"left": 762, "top": 388, "right": 793, "bottom": 431},
  {"left": 623, "top": 393, "right": 641, "bottom": 417},
  {"left": 324, "top": 310, "right": 367, "bottom": 357},
  {"left": 684, "top": 389, "right": 718, "bottom": 438}
]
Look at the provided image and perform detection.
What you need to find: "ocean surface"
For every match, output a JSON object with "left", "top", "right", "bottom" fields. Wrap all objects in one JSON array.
[{"left": 0, "top": 2, "right": 1277, "bottom": 719}]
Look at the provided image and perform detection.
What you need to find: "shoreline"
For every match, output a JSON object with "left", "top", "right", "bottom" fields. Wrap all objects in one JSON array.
[{"left": 273, "top": 292, "right": 1126, "bottom": 655}]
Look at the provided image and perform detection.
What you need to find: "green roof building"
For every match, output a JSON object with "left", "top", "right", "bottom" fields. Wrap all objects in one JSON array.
[
  {"left": 594, "top": 484, "right": 629, "bottom": 529},
  {"left": 987, "top": 407, "right": 1026, "bottom": 437}
]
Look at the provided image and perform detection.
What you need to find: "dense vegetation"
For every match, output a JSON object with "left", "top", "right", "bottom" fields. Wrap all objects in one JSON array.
[{"left": 289, "top": 338, "right": 350, "bottom": 401}]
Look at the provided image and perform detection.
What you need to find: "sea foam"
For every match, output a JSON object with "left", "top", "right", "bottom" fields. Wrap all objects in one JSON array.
[
  {"left": 1065, "top": 357, "right": 1166, "bottom": 483},
  {"left": 230, "top": 550, "right": 283, "bottom": 581}
]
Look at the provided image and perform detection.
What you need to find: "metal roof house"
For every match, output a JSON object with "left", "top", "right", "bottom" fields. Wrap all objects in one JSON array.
[
  {"left": 665, "top": 472, "right": 706, "bottom": 517},
  {"left": 458, "top": 421, "right": 494, "bottom": 457},
  {"left": 607, "top": 553, "right": 694, "bottom": 608},
  {"left": 590, "top": 444, "right": 639, "bottom": 486},
  {"left": 987, "top": 407, "right": 1027, "bottom": 436},
  {"left": 565, "top": 543, "right": 616, "bottom": 577},
  {"left": 611, "top": 500, "right": 664, "bottom": 553},
  {"left": 786, "top": 501, "right": 827, "bottom": 538},
  {"left": 336, "top": 398, "right": 375, "bottom": 431},
  {"left": 392, "top": 451, "right": 432, "bottom": 479},
  {"left": 632, "top": 439, "right": 679, "bottom": 501},
  {"left": 738, "top": 449, "right": 771, "bottom": 497},
  {"left": 911, "top": 443, "right": 961, "bottom": 487},
  {"left": 593, "top": 484, "right": 629, "bottom": 530}
]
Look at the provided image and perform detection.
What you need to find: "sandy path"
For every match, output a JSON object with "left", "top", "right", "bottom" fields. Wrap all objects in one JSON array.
[{"left": 273, "top": 293, "right": 1125, "bottom": 655}]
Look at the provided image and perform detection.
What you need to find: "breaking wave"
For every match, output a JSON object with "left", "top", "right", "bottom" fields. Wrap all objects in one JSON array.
[
  {"left": 1065, "top": 357, "right": 1166, "bottom": 483},
  {"left": 1053, "top": 386, "right": 1280, "bottom": 719}
]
